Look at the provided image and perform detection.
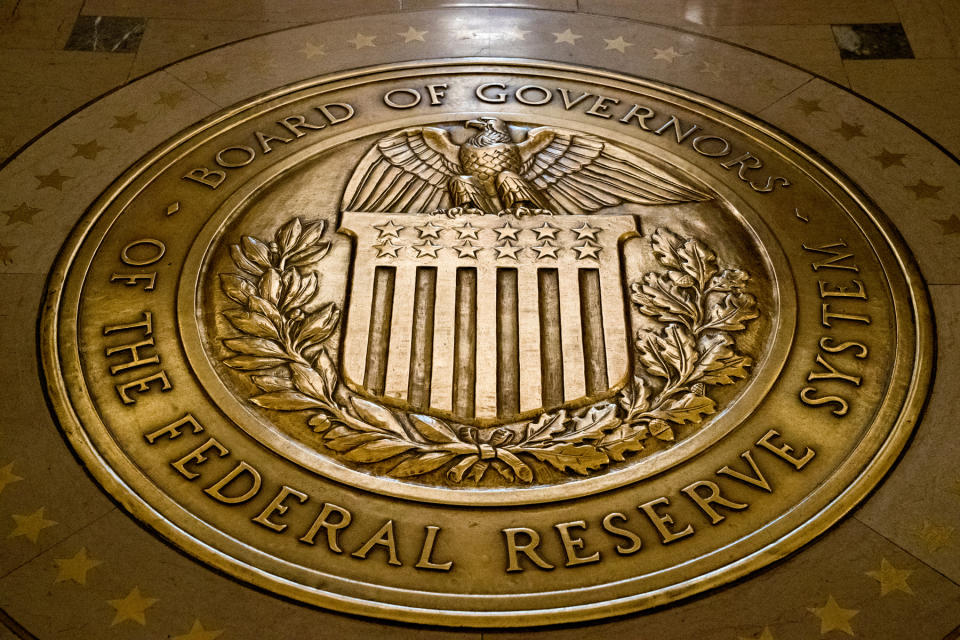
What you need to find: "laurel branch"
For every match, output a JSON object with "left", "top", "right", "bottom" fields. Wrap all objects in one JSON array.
[{"left": 220, "top": 220, "right": 758, "bottom": 484}]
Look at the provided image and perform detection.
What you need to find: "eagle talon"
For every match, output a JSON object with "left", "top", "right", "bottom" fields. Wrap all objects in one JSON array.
[
  {"left": 497, "top": 206, "right": 554, "bottom": 217},
  {"left": 433, "top": 206, "right": 484, "bottom": 218}
]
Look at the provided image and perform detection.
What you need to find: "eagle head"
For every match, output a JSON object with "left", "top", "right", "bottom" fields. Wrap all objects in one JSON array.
[{"left": 465, "top": 117, "right": 511, "bottom": 146}]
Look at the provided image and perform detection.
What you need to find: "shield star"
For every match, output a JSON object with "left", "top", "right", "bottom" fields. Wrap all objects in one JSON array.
[
  {"left": 604, "top": 36, "right": 633, "bottom": 53},
  {"left": 412, "top": 240, "right": 441, "bottom": 258},
  {"left": 807, "top": 595, "right": 858, "bottom": 635},
  {"left": 0, "top": 462, "right": 23, "bottom": 493},
  {"left": 398, "top": 27, "right": 427, "bottom": 43},
  {"left": 531, "top": 243, "right": 559, "bottom": 259},
  {"left": 348, "top": 33, "right": 376, "bottom": 49},
  {"left": 374, "top": 238, "right": 401, "bottom": 258},
  {"left": 454, "top": 221, "right": 479, "bottom": 239},
  {"left": 54, "top": 547, "right": 102, "bottom": 585},
  {"left": 453, "top": 241, "right": 481, "bottom": 258},
  {"left": 415, "top": 220, "right": 443, "bottom": 238},
  {"left": 494, "top": 242, "right": 522, "bottom": 260},
  {"left": 3, "top": 203, "right": 41, "bottom": 225},
  {"left": 531, "top": 222, "right": 559, "bottom": 240},
  {"left": 494, "top": 222, "right": 521, "bottom": 241},
  {"left": 553, "top": 29, "right": 581, "bottom": 45},
  {"left": 108, "top": 586, "right": 158, "bottom": 626},
  {"left": 172, "top": 619, "right": 224, "bottom": 640},
  {"left": 373, "top": 220, "right": 404, "bottom": 238},
  {"left": 9, "top": 507, "right": 57, "bottom": 543},
  {"left": 571, "top": 222, "right": 600, "bottom": 241},
  {"left": 35, "top": 168, "right": 72, "bottom": 190},
  {"left": 573, "top": 241, "right": 602, "bottom": 259},
  {"left": 866, "top": 557, "right": 913, "bottom": 596}
]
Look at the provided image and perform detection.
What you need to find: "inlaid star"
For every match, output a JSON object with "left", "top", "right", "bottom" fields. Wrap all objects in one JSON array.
[
  {"left": 155, "top": 90, "right": 184, "bottom": 109},
  {"left": 571, "top": 222, "right": 600, "bottom": 241},
  {"left": 738, "top": 628, "right": 775, "bottom": 640},
  {"left": 108, "top": 586, "right": 158, "bottom": 626},
  {"left": 412, "top": 240, "right": 441, "bottom": 258},
  {"left": 701, "top": 60, "right": 724, "bottom": 78},
  {"left": 35, "top": 168, "right": 72, "bottom": 190},
  {"left": 871, "top": 148, "right": 907, "bottom": 169},
  {"left": 172, "top": 620, "right": 224, "bottom": 640},
  {"left": 807, "top": 595, "right": 858, "bottom": 635},
  {"left": 866, "top": 558, "right": 913, "bottom": 596},
  {"left": 453, "top": 240, "right": 481, "bottom": 258},
  {"left": 300, "top": 41, "right": 326, "bottom": 58},
  {"left": 3, "top": 203, "right": 40, "bottom": 225},
  {"left": 504, "top": 26, "right": 531, "bottom": 41},
  {"left": 833, "top": 120, "right": 865, "bottom": 141},
  {"left": 553, "top": 28, "right": 582, "bottom": 45},
  {"left": 652, "top": 46, "right": 685, "bottom": 62},
  {"left": 794, "top": 98, "right": 824, "bottom": 116},
  {"left": 71, "top": 139, "right": 106, "bottom": 160},
  {"left": 915, "top": 519, "right": 954, "bottom": 551},
  {"left": 374, "top": 238, "right": 401, "bottom": 258},
  {"left": 531, "top": 243, "right": 559, "bottom": 259},
  {"left": 530, "top": 222, "right": 558, "bottom": 240},
  {"left": 54, "top": 547, "right": 102, "bottom": 585},
  {"left": 494, "top": 222, "right": 521, "bottom": 241},
  {"left": 0, "top": 462, "right": 23, "bottom": 493},
  {"left": 0, "top": 242, "right": 15, "bottom": 265},
  {"left": 573, "top": 242, "right": 602, "bottom": 259},
  {"left": 9, "top": 507, "right": 57, "bottom": 543},
  {"left": 398, "top": 26, "right": 427, "bottom": 43},
  {"left": 905, "top": 179, "right": 943, "bottom": 199},
  {"left": 454, "top": 221, "right": 479, "bottom": 239},
  {"left": 494, "top": 242, "right": 522, "bottom": 260},
  {"left": 934, "top": 214, "right": 960, "bottom": 235},
  {"left": 373, "top": 220, "right": 404, "bottom": 238},
  {"left": 112, "top": 112, "right": 146, "bottom": 133},
  {"left": 202, "top": 70, "right": 228, "bottom": 88},
  {"left": 415, "top": 220, "right": 443, "bottom": 238},
  {"left": 604, "top": 36, "right": 633, "bottom": 53},
  {"left": 348, "top": 33, "right": 376, "bottom": 49}
]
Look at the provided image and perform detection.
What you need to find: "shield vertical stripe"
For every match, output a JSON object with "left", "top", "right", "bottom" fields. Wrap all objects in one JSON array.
[
  {"left": 341, "top": 249, "right": 376, "bottom": 388},
  {"left": 452, "top": 267, "right": 477, "bottom": 419},
  {"left": 578, "top": 268, "right": 608, "bottom": 395},
  {"left": 496, "top": 268, "right": 520, "bottom": 417},
  {"left": 383, "top": 264, "right": 417, "bottom": 399},
  {"left": 429, "top": 266, "right": 457, "bottom": 413},
  {"left": 517, "top": 267, "right": 543, "bottom": 412},
  {"left": 557, "top": 263, "right": 586, "bottom": 402},
  {"left": 362, "top": 265, "right": 395, "bottom": 394},
  {"left": 600, "top": 259, "right": 629, "bottom": 388},
  {"left": 475, "top": 265, "right": 499, "bottom": 420},
  {"left": 407, "top": 267, "right": 437, "bottom": 409},
  {"left": 537, "top": 268, "right": 564, "bottom": 408}
]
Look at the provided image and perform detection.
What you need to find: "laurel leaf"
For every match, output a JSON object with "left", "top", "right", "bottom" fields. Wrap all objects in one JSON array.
[
  {"left": 341, "top": 437, "right": 418, "bottom": 462},
  {"left": 408, "top": 414, "right": 458, "bottom": 444},
  {"left": 324, "top": 432, "right": 383, "bottom": 453},
  {"left": 220, "top": 274, "right": 257, "bottom": 305},
  {"left": 648, "top": 392, "right": 716, "bottom": 425},
  {"left": 309, "top": 414, "right": 331, "bottom": 433},
  {"left": 523, "top": 443, "right": 608, "bottom": 475},
  {"left": 223, "top": 336, "right": 286, "bottom": 358},
  {"left": 289, "top": 362, "right": 328, "bottom": 401},
  {"left": 259, "top": 268, "right": 282, "bottom": 305},
  {"left": 223, "top": 355, "right": 287, "bottom": 370},
  {"left": 246, "top": 295, "right": 283, "bottom": 328},
  {"left": 222, "top": 310, "right": 280, "bottom": 341},
  {"left": 495, "top": 450, "right": 534, "bottom": 483},
  {"left": 289, "top": 242, "right": 331, "bottom": 267},
  {"left": 389, "top": 452, "right": 456, "bottom": 477},
  {"left": 277, "top": 217, "right": 302, "bottom": 252},
  {"left": 296, "top": 303, "right": 340, "bottom": 347},
  {"left": 251, "top": 391, "right": 324, "bottom": 410},
  {"left": 297, "top": 220, "right": 327, "bottom": 250},
  {"left": 350, "top": 397, "right": 408, "bottom": 438},
  {"left": 242, "top": 235, "right": 271, "bottom": 267},
  {"left": 315, "top": 348, "right": 337, "bottom": 398},
  {"left": 230, "top": 243, "right": 264, "bottom": 275},
  {"left": 251, "top": 375, "right": 293, "bottom": 392}
]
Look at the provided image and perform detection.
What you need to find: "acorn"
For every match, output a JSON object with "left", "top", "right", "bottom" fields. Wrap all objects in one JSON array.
[{"left": 691, "top": 382, "right": 706, "bottom": 396}]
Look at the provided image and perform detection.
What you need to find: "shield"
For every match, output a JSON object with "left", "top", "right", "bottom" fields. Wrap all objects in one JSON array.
[{"left": 338, "top": 211, "right": 637, "bottom": 425}]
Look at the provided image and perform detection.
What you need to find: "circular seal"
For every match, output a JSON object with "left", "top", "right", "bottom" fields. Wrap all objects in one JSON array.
[{"left": 41, "top": 60, "right": 932, "bottom": 626}]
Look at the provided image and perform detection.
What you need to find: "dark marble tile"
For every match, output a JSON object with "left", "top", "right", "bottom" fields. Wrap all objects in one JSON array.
[
  {"left": 64, "top": 15, "right": 145, "bottom": 53},
  {"left": 831, "top": 23, "right": 915, "bottom": 59}
]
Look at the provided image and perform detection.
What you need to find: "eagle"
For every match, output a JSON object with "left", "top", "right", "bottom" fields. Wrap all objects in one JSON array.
[{"left": 344, "top": 117, "right": 712, "bottom": 216}]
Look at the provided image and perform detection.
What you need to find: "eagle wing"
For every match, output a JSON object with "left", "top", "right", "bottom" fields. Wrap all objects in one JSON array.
[
  {"left": 517, "top": 127, "right": 713, "bottom": 214},
  {"left": 344, "top": 127, "right": 461, "bottom": 212}
]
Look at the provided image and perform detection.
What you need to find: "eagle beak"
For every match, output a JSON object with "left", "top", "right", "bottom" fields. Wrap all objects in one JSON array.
[{"left": 466, "top": 119, "right": 484, "bottom": 129}]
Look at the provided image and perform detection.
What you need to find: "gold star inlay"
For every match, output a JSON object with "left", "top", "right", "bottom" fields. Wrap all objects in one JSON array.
[
  {"left": 398, "top": 27, "right": 427, "bottom": 43},
  {"left": 71, "top": 139, "right": 106, "bottom": 160},
  {"left": 412, "top": 240, "right": 441, "bottom": 258},
  {"left": 202, "top": 71, "right": 228, "bottom": 88},
  {"left": 9, "top": 507, "right": 57, "bottom": 543},
  {"left": 3, "top": 203, "right": 40, "bottom": 225},
  {"left": 348, "top": 33, "right": 376, "bottom": 49},
  {"left": 915, "top": 519, "right": 954, "bottom": 552},
  {"left": 35, "top": 168, "right": 72, "bottom": 190},
  {"left": 172, "top": 619, "right": 224, "bottom": 640},
  {"left": 905, "top": 179, "right": 943, "bottom": 199},
  {"left": 871, "top": 148, "right": 906, "bottom": 169},
  {"left": 794, "top": 98, "right": 825, "bottom": 116},
  {"left": 112, "top": 112, "right": 146, "bottom": 133},
  {"left": 374, "top": 238, "right": 401, "bottom": 258},
  {"left": 808, "top": 595, "right": 858, "bottom": 635},
  {"left": 866, "top": 557, "right": 913, "bottom": 596},
  {"left": 652, "top": 46, "right": 685, "bottom": 62},
  {"left": 503, "top": 26, "right": 531, "bottom": 41},
  {"left": 374, "top": 220, "right": 404, "bottom": 238},
  {"left": 833, "top": 121, "right": 866, "bottom": 141},
  {"left": 603, "top": 36, "right": 633, "bottom": 53},
  {"left": 700, "top": 60, "right": 724, "bottom": 78},
  {"left": 155, "top": 90, "right": 185, "bottom": 109},
  {"left": 553, "top": 29, "right": 581, "bottom": 45},
  {"left": 415, "top": 220, "right": 443, "bottom": 238},
  {"left": 0, "top": 462, "right": 23, "bottom": 493},
  {"left": 54, "top": 547, "right": 102, "bottom": 585},
  {"left": 934, "top": 214, "right": 960, "bottom": 235},
  {"left": 494, "top": 242, "right": 522, "bottom": 260},
  {"left": 108, "top": 586, "right": 158, "bottom": 626},
  {"left": 300, "top": 41, "right": 326, "bottom": 58},
  {"left": 453, "top": 241, "right": 480, "bottom": 259}
]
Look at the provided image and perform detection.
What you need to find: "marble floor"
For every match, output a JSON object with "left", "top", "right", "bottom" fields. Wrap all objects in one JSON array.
[{"left": 1, "top": 1, "right": 959, "bottom": 638}]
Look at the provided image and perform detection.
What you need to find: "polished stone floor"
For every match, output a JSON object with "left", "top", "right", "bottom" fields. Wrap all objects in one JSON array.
[{"left": 1, "top": 1, "right": 959, "bottom": 638}]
